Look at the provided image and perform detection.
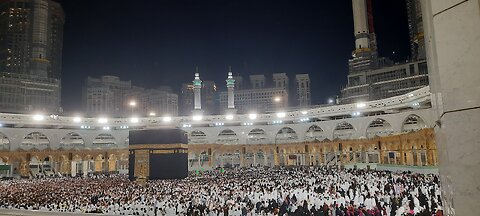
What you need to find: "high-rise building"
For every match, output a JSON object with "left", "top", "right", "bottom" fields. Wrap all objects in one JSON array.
[
  {"left": 406, "top": 0, "right": 426, "bottom": 61},
  {"left": 83, "top": 75, "right": 178, "bottom": 117},
  {"left": 180, "top": 83, "right": 194, "bottom": 115},
  {"left": 201, "top": 80, "right": 216, "bottom": 114},
  {"left": 219, "top": 88, "right": 288, "bottom": 114},
  {"left": 233, "top": 75, "right": 243, "bottom": 90},
  {"left": 129, "top": 88, "right": 178, "bottom": 117},
  {"left": 295, "top": 74, "right": 311, "bottom": 107},
  {"left": 272, "top": 73, "right": 289, "bottom": 90},
  {"left": 83, "top": 76, "right": 132, "bottom": 117},
  {"left": 339, "top": 0, "right": 428, "bottom": 104},
  {"left": 249, "top": 75, "right": 266, "bottom": 89},
  {"left": 0, "top": 0, "right": 64, "bottom": 113}
]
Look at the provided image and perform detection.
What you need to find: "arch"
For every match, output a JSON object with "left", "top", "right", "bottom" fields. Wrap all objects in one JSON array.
[
  {"left": 275, "top": 127, "right": 298, "bottom": 144},
  {"left": 402, "top": 114, "right": 427, "bottom": 132},
  {"left": 247, "top": 128, "right": 269, "bottom": 144},
  {"left": 199, "top": 151, "right": 209, "bottom": 163},
  {"left": 0, "top": 132, "right": 10, "bottom": 148},
  {"left": 216, "top": 129, "right": 239, "bottom": 144},
  {"left": 305, "top": 125, "right": 326, "bottom": 142},
  {"left": 333, "top": 122, "right": 356, "bottom": 140},
  {"left": 72, "top": 155, "right": 82, "bottom": 161},
  {"left": 22, "top": 132, "right": 50, "bottom": 147},
  {"left": 366, "top": 118, "right": 394, "bottom": 138},
  {"left": 93, "top": 133, "right": 116, "bottom": 146},
  {"left": 60, "top": 132, "right": 85, "bottom": 147},
  {"left": 189, "top": 130, "right": 208, "bottom": 144}
]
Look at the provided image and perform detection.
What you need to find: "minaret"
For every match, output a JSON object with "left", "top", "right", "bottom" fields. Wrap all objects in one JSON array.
[
  {"left": 352, "top": 0, "right": 370, "bottom": 51},
  {"left": 226, "top": 66, "right": 235, "bottom": 110},
  {"left": 193, "top": 69, "right": 202, "bottom": 110}
]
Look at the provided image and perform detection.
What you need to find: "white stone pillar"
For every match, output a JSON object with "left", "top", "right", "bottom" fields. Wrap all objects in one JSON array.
[
  {"left": 264, "top": 152, "right": 268, "bottom": 166},
  {"left": 71, "top": 161, "right": 76, "bottom": 177},
  {"left": 423, "top": 1, "right": 480, "bottom": 214},
  {"left": 82, "top": 161, "right": 88, "bottom": 177}
]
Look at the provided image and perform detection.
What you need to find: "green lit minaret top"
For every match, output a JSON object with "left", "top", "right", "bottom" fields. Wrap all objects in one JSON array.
[
  {"left": 226, "top": 66, "right": 235, "bottom": 88},
  {"left": 193, "top": 67, "right": 202, "bottom": 87}
]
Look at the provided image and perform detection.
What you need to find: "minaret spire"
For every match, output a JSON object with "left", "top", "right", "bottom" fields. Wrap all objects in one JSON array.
[
  {"left": 193, "top": 69, "right": 202, "bottom": 111},
  {"left": 226, "top": 66, "right": 236, "bottom": 113}
]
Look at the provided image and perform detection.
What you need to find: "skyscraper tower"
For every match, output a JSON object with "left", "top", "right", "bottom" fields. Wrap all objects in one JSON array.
[
  {"left": 201, "top": 80, "right": 216, "bottom": 114},
  {"left": 0, "top": 0, "right": 64, "bottom": 113},
  {"left": 272, "top": 73, "right": 289, "bottom": 90},
  {"left": 249, "top": 75, "right": 266, "bottom": 89},
  {"left": 340, "top": 0, "right": 429, "bottom": 104},
  {"left": 193, "top": 72, "right": 202, "bottom": 111},
  {"left": 406, "top": 0, "right": 426, "bottom": 61},
  {"left": 349, "top": 0, "right": 378, "bottom": 74},
  {"left": 295, "top": 74, "right": 311, "bottom": 107},
  {"left": 226, "top": 67, "right": 235, "bottom": 110},
  {"left": 180, "top": 83, "right": 194, "bottom": 115}
]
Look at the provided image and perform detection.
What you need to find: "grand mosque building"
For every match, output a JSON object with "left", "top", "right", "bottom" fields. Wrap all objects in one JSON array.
[{"left": 0, "top": 80, "right": 437, "bottom": 177}]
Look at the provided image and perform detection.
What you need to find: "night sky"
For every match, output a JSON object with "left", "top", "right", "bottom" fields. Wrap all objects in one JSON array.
[{"left": 58, "top": 0, "right": 410, "bottom": 112}]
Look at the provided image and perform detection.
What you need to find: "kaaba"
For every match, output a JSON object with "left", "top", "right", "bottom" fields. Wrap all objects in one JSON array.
[{"left": 128, "top": 129, "right": 188, "bottom": 181}]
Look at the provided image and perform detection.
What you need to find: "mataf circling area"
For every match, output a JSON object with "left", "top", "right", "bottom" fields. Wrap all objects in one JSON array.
[{"left": 0, "top": 167, "right": 443, "bottom": 216}]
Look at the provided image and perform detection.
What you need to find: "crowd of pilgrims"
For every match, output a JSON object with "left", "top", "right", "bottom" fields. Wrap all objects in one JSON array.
[{"left": 0, "top": 166, "right": 444, "bottom": 216}]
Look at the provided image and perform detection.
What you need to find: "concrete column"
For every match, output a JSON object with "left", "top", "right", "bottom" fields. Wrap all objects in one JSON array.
[
  {"left": 253, "top": 153, "right": 256, "bottom": 166},
  {"left": 82, "top": 161, "right": 88, "bottom": 177},
  {"left": 71, "top": 161, "right": 76, "bottom": 177},
  {"left": 209, "top": 151, "right": 214, "bottom": 167},
  {"left": 264, "top": 152, "right": 268, "bottom": 166},
  {"left": 273, "top": 151, "right": 279, "bottom": 166},
  {"left": 239, "top": 152, "right": 244, "bottom": 167},
  {"left": 423, "top": 1, "right": 480, "bottom": 214}
]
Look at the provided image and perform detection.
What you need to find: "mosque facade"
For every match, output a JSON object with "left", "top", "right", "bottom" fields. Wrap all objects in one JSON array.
[{"left": 0, "top": 84, "right": 438, "bottom": 177}]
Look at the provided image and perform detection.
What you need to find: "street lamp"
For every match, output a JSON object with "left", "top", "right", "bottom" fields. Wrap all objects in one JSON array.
[
  {"left": 33, "top": 114, "right": 44, "bottom": 121},
  {"left": 130, "top": 117, "right": 139, "bottom": 123}
]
